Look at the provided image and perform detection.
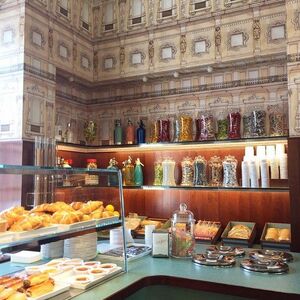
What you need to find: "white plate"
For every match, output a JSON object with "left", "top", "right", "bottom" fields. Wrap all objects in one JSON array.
[{"left": 27, "top": 282, "right": 70, "bottom": 300}]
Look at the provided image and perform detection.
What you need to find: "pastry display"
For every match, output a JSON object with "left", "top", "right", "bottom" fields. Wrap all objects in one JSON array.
[
  {"left": 194, "top": 221, "right": 220, "bottom": 240},
  {"left": 227, "top": 224, "right": 252, "bottom": 239},
  {"left": 265, "top": 227, "right": 291, "bottom": 242}
]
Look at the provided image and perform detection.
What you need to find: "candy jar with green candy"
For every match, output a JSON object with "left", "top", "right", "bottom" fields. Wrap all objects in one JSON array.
[
  {"left": 107, "top": 158, "right": 119, "bottom": 186},
  {"left": 171, "top": 203, "right": 195, "bottom": 258},
  {"left": 153, "top": 160, "right": 163, "bottom": 185},
  {"left": 134, "top": 158, "right": 144, "bottom": 186}
]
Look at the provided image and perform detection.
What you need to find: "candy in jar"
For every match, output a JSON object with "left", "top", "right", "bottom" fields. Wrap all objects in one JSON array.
[
  {"left": 222, "top": 155, "right": 238, "bottom": 187},
  {"left": 149, "top": 119, "right": 159, "bottom": 143},
  {"left": 158, "top": 119, "right": 171, "bottom": 142},
  {"left": 208, "top": 156, "right": 223, "bottom": 186},
  {"left": 250, "top": 109, "right": 266, "bottom": 137},
  {"left": 179, "top": 115, "right": 193, "bottom": 142},
  {"left": 193, "top": 156, "right": 207, "bottom": 186},
  {"left": 181, "top": 157, "right": 194, "bottom": 186},
  {"left": 227, "top": 111, "right": 241, "bottom": 139},
  {"left": 171, "top": 203, "right": 195, "bottom": 258},
  {"left": 173, "top": 118, "right": 180, "bottom": 142},
  {"left": 162, "top": 158, "right": 176, "bottom": 186},
  {"left": 268, "top": 105, "right": 285, "bottom": 137},
  {"left": 153, "top": 160, "right": 163, "bottom": 185},
  {"left": 217, "top": 118, "right": 228, "bottom": 140},
  {"left": 195, "top": 113, "right": 215, "bottom": 141},
  {"left": 242, "top": 114, "right": 252, "bottom": 138}
]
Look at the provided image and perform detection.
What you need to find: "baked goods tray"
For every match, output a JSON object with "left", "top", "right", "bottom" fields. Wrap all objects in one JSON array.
[
  {"left": 27, "top": 282, "right": 70, "bottom": 300},
  {"left": 195, "top": 223, "right": 222, "bottom": 244},
  {"left": 132, "top": 218, "right": 169, "bottom": 237},
  {"left": 260, "top": 223, "right": 291, "bottom": 250},
  {"left": 54, "top": 267, "right": 122, "bottom": 290},
  {"left": 221, "top": 221, "right": 256, "bottom": 248}
]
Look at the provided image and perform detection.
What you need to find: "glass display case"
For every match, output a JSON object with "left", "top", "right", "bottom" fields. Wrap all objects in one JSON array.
[{"left": 0, "top": 165, "right": 127, "bottom": 299}]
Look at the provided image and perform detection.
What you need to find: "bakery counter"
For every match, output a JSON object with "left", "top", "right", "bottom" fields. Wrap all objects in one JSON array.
[{"left": 72, "top": 244, "right": 300, "bottom": 300}]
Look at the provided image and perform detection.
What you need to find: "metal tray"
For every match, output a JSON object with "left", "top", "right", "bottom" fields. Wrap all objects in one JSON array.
[
  {"left": 240, "top": 258, "right": 289, "bottom": 274},
  {"left": 221, "top": 221, "right": 256, "bottom": 248},
  {"left": 249, "top": 249, "right": 293, "bottom": 263},
  {"left": 195, "top": 222, "right": 222, "bottom": 245},
  {"left": 260, "top": 223, "right": 291, "bottom": 250},
  {"left": 206, "top": 245, "right": 245, "bottom": 257},
  {"left": 193, "top": 253, "right": 235, "bottom": 267}
]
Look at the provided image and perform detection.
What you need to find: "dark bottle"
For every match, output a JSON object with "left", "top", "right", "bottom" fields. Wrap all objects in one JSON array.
[{"left": 136, "top": 120, "right": 146, "bottom": 144}]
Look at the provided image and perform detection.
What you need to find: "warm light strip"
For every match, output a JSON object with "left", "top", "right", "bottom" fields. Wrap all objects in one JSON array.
[{"left": 57, "top": 138, "right": 287, "bottom": 153}]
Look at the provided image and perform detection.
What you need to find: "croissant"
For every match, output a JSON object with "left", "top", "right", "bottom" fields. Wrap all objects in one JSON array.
[
  {"left": 52, "top": 211, "right": 81, "bottom": 224},
  {"left": 265, "top": 228, "right": 279, "bottom": 241},
  {"left": 0, "top": 211, "right": 23, "bottom": 228},
  {"left": 79, "top": 201, "right": 103, "bottom": 214},
  {"left": 82, "top": 214, "right": 92, "bottom": 221},
  {"left": 31, "top": 204, "right": 50, "bottom": 213},
  {"left": 25, "top": 279, "right": 54, "bottom": 298},
  {"left": 9, "top": 215, "right": 43, "bottom": 232},
  {"left": 70, "top": 202, "right": 83, "bottom": 210},
  {"left": 0, "top": 287, "right": 16, "bottom": 300},
  {"left": 90, "top": 207, "right": 104, "bottom": 219},
  {"left": 278, "top": 228, "right": 291, "bottom": 242},
  {"left": 227, "top": 225, "right": 251, "bottom": 239}
]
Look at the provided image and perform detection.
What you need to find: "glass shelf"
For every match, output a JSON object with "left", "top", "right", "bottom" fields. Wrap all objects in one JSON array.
[{"left": 57, "top": 136, "right": 288, "bottom": 153}]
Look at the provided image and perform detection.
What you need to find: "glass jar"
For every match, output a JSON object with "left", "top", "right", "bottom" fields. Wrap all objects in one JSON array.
[
  {"left": 171, "top": 203, "right": 195, "bottom": 258},
  {"left": 227, "top": 111, "right": 241, "bottom": 139},
  {"left": 268, "top": 105, "right": 285, "bottom": 137},
  {"left": 85, "top": 159, "right": 99, "bottom": 185},
  {"left": 149, "top": 119, "right": 159, "bottom": 143},
  {"left": 179, "top": 114, "right": 193, "bottom": 142},
  {"left": 195, "top": 113, "right": 215, "bottom": 141},
  {"left": 208, "top": 156, "right": 223, "bottom": 186},
  {"left": 180, "top": 157, "right": 194, "bottom": 186},
  {"left": 222, "top": 155, "right": 238, "bottom": 187},
  {"left": 162, "top": 158, "right": 176, "bottom": 186},
  {"left": 158, "top": 119, "right": 171, "bottom": 142},
  {"left": 193, "top": 156, "right": 207, "bottom": 186},
  {"left": 173, "top": 117, "right": 180, "bottom": 142},
  {"left": 250, "top": 109, "right": 266, "bottom": 137},
  {"left": 153, "top": 160, "right": 163, "bottom": 185},
  {"left": 242, "top": 112, "right": 252, "bottom": 139},
  {"left": 216, "top": 111, "right": 228, "bottom": 140},
  {"left": 123, "top": 156, "right": 135, "bottom": 186}
]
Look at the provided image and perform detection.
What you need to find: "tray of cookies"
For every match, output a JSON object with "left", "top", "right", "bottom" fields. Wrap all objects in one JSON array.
[
  {"left": 194, "top": 220, "right": 222, "bottom": 244},
  {"left": 221, "top": 221, "right": 256, "bottom": 247},
  {"left": 260, "top": 223, "right": 291, "bottom": 250}
]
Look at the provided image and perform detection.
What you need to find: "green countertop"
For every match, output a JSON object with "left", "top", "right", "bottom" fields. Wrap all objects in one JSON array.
[{"left": 73, "top": 245, "right": 300, "bottom": 300}]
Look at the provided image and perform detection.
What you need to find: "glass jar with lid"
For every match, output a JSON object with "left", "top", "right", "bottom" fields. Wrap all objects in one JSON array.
[
  {"left": 208, "top": 156, "right": 223, "bottom": 187},
  {"left": 157, "top": 118, "right": 171, "bottom": 142},
  {"left": 162, "top": 158, "right": 176, "bottom": 186},
  {"left": 179, "top": 114, "right": 193, "bottom": 142},
  {"left": 173, "top": 116, "right": 180, "bottom": 142},
  {"left": 171, "top": 203, "right": 195, "bottom": 258},
  {"left": 195, "top": 112, "right": 215, "bottom": 141},
  {"left": 222, "top": 155, "right": 238, "bottom": 187},
  {"left": 250, "top": 106, "right": 267, "bottom": 137},
  {"left": 227, "top": 109, "right": 241, "bottom": 139},
  {"left": 193, "top": 156, "right": 207, "bottom": 186},
  {"left": 153, "top": 160, "right": 163, "bottom": 185},
  {"left": 149, "top": 118, "right": 159, "bottom": 143},
  {"left": 180, "top": 157, "right": 194, "bottom": 186},
  {"left": 268, "top": 104, "right": 285, "bottom": 137},
  {"left": 216, "top": 110, "right": 228, "bottom": 140}
]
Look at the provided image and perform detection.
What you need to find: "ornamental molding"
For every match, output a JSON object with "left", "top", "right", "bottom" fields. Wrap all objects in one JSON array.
[
  {"left": 190, "top": 26, "right": 215, "bottom": 34},
  {"left": 26, "top": 83, "right": 46, "bottom": 97},
  {"left": 129, "top": 49, "right": 146, "bottom": 67},
  {"left": 30, "top": 26, "right": 46, "bottom": 49},
  {"left": 102, "top": 55, "right": 117, "bottom": 71},
  {"left": 177, "top": 100, "right": 197, "bottom": 111},
  {"left": 227, "top": 30, "right": 249, "bottom": 51},
  {"left": 149, "top": 103, "right": 168, "bottom": 114},
  {"left": 243, "top": 94, "right": 265, "bottom": 105},
  {"left": 260, "top": 12, "right": 286, "bottom": 20},
  {"left": 191, "top": 36, "right": 211, "bottom": 56},
  {"left": 267, "top": 21, "right": 286, "bottom": 44},
  {"left": 224, "top": 0, "right": 248, "bottom": 8},
  {"left": 222, "top": 18, "right": 252, "bottom": 28},
  {"left": 160, "top": 43, "right": 177, "bottom": 62},
  {"left": 292, "top": 10, "right": 300, "bottom": 30},
  {"left": 209, "top": 97, "right": 231, "bottom": 108}
]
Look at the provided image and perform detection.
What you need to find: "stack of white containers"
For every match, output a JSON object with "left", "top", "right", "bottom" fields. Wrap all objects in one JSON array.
[
  {"left": 64, "top": 232, "right": 98, "bottom": 260},
  {"left": 41, "top": 240, "right": 64, "bottom": 259},
  {"left": 242, "top": 143, "right": 287, "bottom": 188}
]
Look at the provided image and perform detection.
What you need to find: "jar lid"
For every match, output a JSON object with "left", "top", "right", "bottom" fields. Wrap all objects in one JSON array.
[
  {"left": 87, "top": 159, "right": 97, "bottom": 163},
  {"left": 172, "top": 203, "right": 195, "bottom": 223}
]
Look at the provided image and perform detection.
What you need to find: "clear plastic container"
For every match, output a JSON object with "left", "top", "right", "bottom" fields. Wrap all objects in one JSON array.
[
  {"left": 153, "top": 160, "right": 163, "bottom": 186},
  {"left": 208, "top": 156, "right": 223, "bottom": 187},
  {"left": 227, "top": 110, "right": 241, "bottom": 139},
  {"left": 222, "top": 155, "right": 238, "bottom": 187},
  {"left": 180, "top": 157, "right": 194, "bottom": 186},
  {"left": 171, "top": 203, "right": 195, "bottom": 258},
  {"left": 193, "top": 156, "right": 207, "bottom": 186},
  {"left": 162, "top": 158, "right": 176, "bottom": 186},
  {"left": 179, "top": 114, "right": 193, "bottom": 142}
]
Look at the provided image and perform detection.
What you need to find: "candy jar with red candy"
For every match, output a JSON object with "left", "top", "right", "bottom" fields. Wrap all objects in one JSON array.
[
  {"left": 227, "top": 108, "right": 241, "bottom": 139},
  {"left": 158, "top": 117, "right": 171, "bottom": 142}
]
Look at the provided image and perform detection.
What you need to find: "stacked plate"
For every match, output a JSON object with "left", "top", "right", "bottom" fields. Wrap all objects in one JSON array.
[
  {"left": 64, "top": 232, "right": 97, "bottom": 260},
  {"left": 41, "top": 240, "right": 64, "bottom": 259}
]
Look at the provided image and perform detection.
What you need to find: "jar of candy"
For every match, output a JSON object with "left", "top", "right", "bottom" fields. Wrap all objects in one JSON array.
[
  {"left": 173, "top": 117, "right": 180, "bottom": 142},
  {"left": 268, "top": 104, "right": 285, "bottom": 137},
  {"left": 242, "top": 112, "right": 252, "bottom": 138},
  {"left": 85, "top": 159, "right": 99, "bottom": 185},
  {"left": 250, "top": 108, "right": 266, "bottom": 137},
  {"left": 222, "top": 155, "right": 238, "bottom": 187},
  {"left": 216, "top": 111, "right": 228, "bottom": 140},
  {"left": 181, "top": 157, "right": 194, "bottom": 186},
  {"left": 208, "top": 156, "right": 223, "bottom": 186},
  {"left": 149, "top": 119, "right": 159, "bottom": 143},
  {"left": 227, "top": 110, "right": 241, "bottom": 139},
  {"left": 195, "top": 112, "right": 215, "bottom": 141},
  {"left": 153, "top": 160, "right": 163, "bottom": 185},
  {"left": 158, "top": 118, "right": 171, "bottom": 142},
  {"left": 193, "top": 156, "right": 207, "bottom": 186},
  {"left": 171, "top": 203, "right": 195, "bottom": 258},
  {"left": 162, "top": 158, "right": 176, "bottom": 186},
  {"left": 179, "top": 114, "right": 193, "bottom": 142}
]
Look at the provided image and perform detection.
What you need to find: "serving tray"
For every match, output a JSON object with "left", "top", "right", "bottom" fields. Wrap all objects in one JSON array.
[
  {"left": 240, "top": 258, "right": 289, "bottom": 274},
  {"left": 249, "top": 250, "right": 293, "bottom": 263},
  {"left": 206, "top": 245, "right": 245, "bottom": 257},
  {"left": 192, "top": 253, "right": 235, "bottom": 267}
]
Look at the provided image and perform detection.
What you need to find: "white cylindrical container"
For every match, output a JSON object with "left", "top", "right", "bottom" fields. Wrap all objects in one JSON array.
[
  {"left": 241, "top": 161, "right": 250, "bottom": 188},
  {"left": 279, "top": 154, "right": 288, "bottom": 179},
  {"left": 162, "top": 158, "right": 176, "bottom": 186},
  {"left": 145, "top": 224, "right": 156, "bottom": 247},
  {"left": 269, "top": 158, "right": 279, "bottom": 179},
  {"left": 245, "top": 146, "right": 254, "bottom": 158},
  {"left": 266, "top": 145, "right": 276, "bottom": 158},
  {"left": 109, "top": 228, "right": 123, "bottom": 246},
  {"left": 260, "top": 159, "right": 270, "bottom": 188},
  {"left": 249, "top": 161, "right": 259, "bottom": 188},
  {"left": 256, "top": 146, "right": 266, "bottom": 158},
  {"left": 276, "top": 143, "right": 285, "bottom": 157}
]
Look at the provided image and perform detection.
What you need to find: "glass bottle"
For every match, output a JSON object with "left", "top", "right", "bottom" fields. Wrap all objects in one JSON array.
[
  {"left": 123, "top": 156, "right": 134, "bottom": 186},
  {"left": 181, "top": 157, "right": 194, "bottom": 186},
  {"left": 171, "top": 203, "right": 195, "bottom": 259},
  {"left": 153, "top": 160, "right": 163, "bottom": 185},
  {"left": 208, "top": 156, "right": 223, "bottom": 187},
  {"left": 136, "top": 120, "right": 146, "bottom": 144},
  {"left": 162, "top": 158, "right": 176, "bottom": 186},
  {"left": 179, "top": 114, "right": 193, "bottom": 142},
  {"left": 158, "top": 118, "right": 171, "bottom": 142},
  {"left": 107, "top": 158, "right": 119, "bottom": 186},
  {"left": 193, "top": 156, "right": 207, "bottom": 186},
  {"left": 114, "top": 119, "right": 123, "bottom": 145},
  {"left": 222, "top": 155, "right": 238, "bottom": 187},
  {"left": 125, "top": 119, "right": 135, "bottom": 144},
  {"left": 227, "top": 110, "right": 241, "bottom": 139},
  {"left": 134, "top": 158, "right": 144, "bottom": 186}
]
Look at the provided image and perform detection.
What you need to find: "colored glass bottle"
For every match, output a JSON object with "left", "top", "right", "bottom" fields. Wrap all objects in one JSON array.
[
  {"left": 134, "top": 158, "right": 144, "bottom": 186},
  {"left": 107, "top": 158, "right": 119, "bottom": 186},
  {"left": 125, "top": 119, "right": 135, "bottom": 144},
  {"left": 114, "top": 119, "right": 123, "bottom": 145},
  {"left": 123, "top": 156, "right": 135, "bottom": 186},
  {"left": 137, "top": 120, "right": 146, "bottom": 144}
]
